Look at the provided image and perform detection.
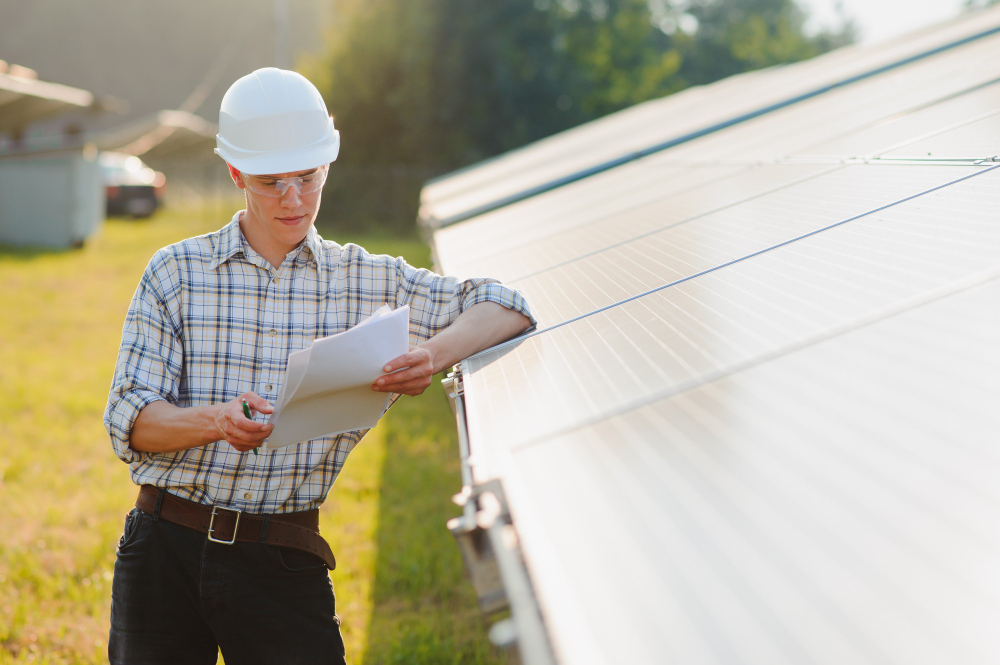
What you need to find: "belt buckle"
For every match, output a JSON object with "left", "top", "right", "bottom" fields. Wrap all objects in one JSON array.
[{"left": 207, "top": 506, "right": 241, "bottom": 545}]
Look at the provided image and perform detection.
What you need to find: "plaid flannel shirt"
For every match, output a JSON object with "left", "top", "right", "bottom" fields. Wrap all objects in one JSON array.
[{"left": 104, "top": 213, "right": 534, "bottom": 513}]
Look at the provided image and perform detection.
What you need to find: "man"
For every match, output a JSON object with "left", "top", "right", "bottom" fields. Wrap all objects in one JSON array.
[{"left": 104, "top": 68, "right": 533, "bottom": 664}]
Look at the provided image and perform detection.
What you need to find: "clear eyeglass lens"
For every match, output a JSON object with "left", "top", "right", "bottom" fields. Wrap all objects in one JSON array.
[{"left": 244, "top": 166, "right": 328, "bottom": 198}]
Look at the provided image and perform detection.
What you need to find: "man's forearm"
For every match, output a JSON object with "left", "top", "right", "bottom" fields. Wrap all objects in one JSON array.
[
  {"left": 420, "top": 302, "right": 532, "bottom": 373},
  {"left": 130, "top": 401, "right": 222, "bottom": 453}
]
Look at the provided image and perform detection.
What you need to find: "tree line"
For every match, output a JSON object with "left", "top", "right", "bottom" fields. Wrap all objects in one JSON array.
[{"left": 307, "top": 0, "right": 854, "bottom": 233}]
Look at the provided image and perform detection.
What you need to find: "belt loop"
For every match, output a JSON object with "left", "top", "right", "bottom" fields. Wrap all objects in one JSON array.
[
  {"left": 258, "top": 514, "right": 271, "bottom": 543},
  {"left": 152, "top": 488, "right": 165, "bottom": 521}
]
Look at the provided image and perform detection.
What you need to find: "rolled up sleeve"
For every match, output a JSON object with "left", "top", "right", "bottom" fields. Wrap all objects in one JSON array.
[
  {"left": 104, "top": 251, "right": 183, "bottom": 464},
  {"left": 392, "top": 258, "right": 535, "bottom": 345}
]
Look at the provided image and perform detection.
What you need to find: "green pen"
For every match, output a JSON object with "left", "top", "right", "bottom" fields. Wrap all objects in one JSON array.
[{"left": 242, "top": 398, "right": 259, "bottom": 456}]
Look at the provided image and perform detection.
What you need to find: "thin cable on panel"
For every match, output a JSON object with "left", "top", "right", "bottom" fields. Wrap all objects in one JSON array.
[
  {"left": 466, "top": 163, "right": 1000, "bottom": 364},
  {"left": 509, "top": 258, "right": 1000, "bottom": 453}
]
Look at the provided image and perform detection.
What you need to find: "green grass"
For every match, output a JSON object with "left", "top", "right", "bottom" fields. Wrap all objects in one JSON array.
[{"left": 0, "top": 205, "right": 504, "bottom": 664}]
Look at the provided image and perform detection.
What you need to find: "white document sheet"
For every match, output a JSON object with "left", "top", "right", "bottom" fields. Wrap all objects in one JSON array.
[{"left": 265, "top": 304, "right": 410, "bottom": 449}]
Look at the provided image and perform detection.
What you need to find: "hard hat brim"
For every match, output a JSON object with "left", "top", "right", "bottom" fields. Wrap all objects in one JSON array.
[{"left": 215, "top": 129, "right": 341, "bottom": 175}]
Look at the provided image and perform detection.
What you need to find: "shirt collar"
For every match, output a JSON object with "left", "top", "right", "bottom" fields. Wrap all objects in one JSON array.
[
  {"left": 209, "top": 212, "right": 246, "bottom": 270},
  {"left": 209, "top": 211, "right": 326, "bottom": 273},
  {"left": 301, "top": 225, "right": 325, "bottom": 267}
]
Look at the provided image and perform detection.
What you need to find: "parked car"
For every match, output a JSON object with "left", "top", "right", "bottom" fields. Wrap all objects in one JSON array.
[{"left": 99, "top": 151, "right": 166, "bottom": 218}]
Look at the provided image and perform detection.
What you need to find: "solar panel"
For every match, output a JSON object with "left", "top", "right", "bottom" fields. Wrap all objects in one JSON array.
[
  {"left": 504, "top": 274, "right": 1000, "bottom": 665},
  {"left": 795, "top": 82, "right": 1000, "bottom": 158},
  {"left": 437, "top": 163, "right": 832, "bottom": 281},
  {"left": 460, "top": 165, "right": 1000, "bottom": 469},
  {"left": 433, "top": 162, "right": 748, "bottom": 276},
  {"left": 654, "top": 34, "right": 1000, "bottom": 164},
  {"left": 505, "top": 164, "right": 986, "bottom": 327},
  {"left": 436, "top": 58, "right": 1000, "bottom": 284},
  {"left": 880, "top": 112, "right": 1000, "bottom": 159},
  {"left": 420, "top": 7, "right": 1000, "bottom": 227},
  {"left": 420, "top": 80, "right": 734, "bottom": 207},
  {"left": 0, "top": 72, "right": 93, "bottom": 134},
  {"left": 429, "top": 11, "right": 1000, "bottom": 665}
]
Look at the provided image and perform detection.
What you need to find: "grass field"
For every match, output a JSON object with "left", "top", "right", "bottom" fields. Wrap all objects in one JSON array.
[{"left": 0, "top": 205, "right": 504, "bottom": 664}]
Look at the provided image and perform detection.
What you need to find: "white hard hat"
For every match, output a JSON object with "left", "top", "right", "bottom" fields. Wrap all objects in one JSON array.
[{"left": 215, "top": 68, "right": 340, "bottom": 175}]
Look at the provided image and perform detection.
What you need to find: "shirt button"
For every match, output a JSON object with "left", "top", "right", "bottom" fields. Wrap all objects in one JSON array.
[
  {"left": 268, "top": 329, "right": 277, "bottom": 337},
  {"left": 265, "top": 384, "right": 273, "bottom": 392},
  {"left": 243, "top": 492, "right": 252, "bottom": 500}
]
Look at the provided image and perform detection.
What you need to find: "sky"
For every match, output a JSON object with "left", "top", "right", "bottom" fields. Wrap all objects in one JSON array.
[{"left": 797, "top": 0, "right": 972, "bottom": 43}]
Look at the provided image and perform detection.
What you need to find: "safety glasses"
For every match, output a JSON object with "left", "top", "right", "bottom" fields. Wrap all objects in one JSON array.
[{"left": 242, "top": 164, "right": 329, "bottom": 198}]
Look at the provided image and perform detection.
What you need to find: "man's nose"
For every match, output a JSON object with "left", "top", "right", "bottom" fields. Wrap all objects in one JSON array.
[{"left": 279, "top": 182, "right": 302, "bottom": 207}]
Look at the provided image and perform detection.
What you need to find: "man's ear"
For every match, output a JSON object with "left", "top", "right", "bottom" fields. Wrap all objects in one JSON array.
[{"left": 227, "top": 163, "right": 246, "bottom": 189}]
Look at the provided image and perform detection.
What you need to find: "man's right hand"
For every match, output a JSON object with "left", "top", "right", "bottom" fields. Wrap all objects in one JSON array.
[{"left": 215, "top": 392, "right": 274, "bottom": 452}]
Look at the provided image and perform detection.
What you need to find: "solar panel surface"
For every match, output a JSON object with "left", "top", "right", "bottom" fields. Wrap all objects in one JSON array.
[
  {"left": 460, "top": 166, "right": 1000, "bottom": 464},
  {"left": 433, "top": 162, "right": 750, "bottom": 277},
  {"left": 654, "top": 33, "right": 1000, "bottom": 164},
  {"left": 879, "top": 112, "right": 1000, "bottom": 159},
  {"left": 446, "top": 164, "right": 836, "bottom": 283},
  {"left": 420, "top": 6, "right": 1000, "bottom": 227},
  {"left": 429, "top": 10, "right": 1000, "bottom": 665},
  {"left": 434, "top": 47, "right": 1000, "bottom": 283},
  {"left": 504, "top": 164, "right": 987, "bottom": 327},
  {"left": 799, "top": 82, "right": 1000, "bottom": 157},
  {"left": 501, "top": 274, "right": 1000, "bottom": 665},
  {"left": 0, "top": 73, "right": 94, "bottom": 134}
]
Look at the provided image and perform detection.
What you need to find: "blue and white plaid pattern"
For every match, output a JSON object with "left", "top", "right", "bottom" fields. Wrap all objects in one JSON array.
[{"left": 105, "top": 213, "right": 534, "bottom": 513}]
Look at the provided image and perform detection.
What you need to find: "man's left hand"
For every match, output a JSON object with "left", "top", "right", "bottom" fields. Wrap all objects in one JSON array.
[{"left": 372, "top": 345, "right": 436, "bottom": 396}]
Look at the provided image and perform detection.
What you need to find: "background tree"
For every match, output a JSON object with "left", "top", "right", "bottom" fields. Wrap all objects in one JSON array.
[
  {"left": 307, "top": 0, "right": 854, "bottom": 233},
  {"left": 965, "top": 0, "right": 1000, "bottom": 8},
  {"left": 668, "top": 0, "right": 854, "bottom": 84}
]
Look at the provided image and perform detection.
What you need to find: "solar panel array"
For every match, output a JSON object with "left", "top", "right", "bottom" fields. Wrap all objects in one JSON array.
[
  {"left": 0, "top": 71, "right": 93, "bottom": 136},
  {"left": 429, "top": 8, "right": 1000, "bottom": 665},
  {"left": 421, "top": 8, "right": 1000, "bottom": 229}
]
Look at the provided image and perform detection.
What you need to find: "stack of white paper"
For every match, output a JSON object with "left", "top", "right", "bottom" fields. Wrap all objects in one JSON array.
[{"left": 265, "top": 304, "right": 410, "bottom": 449}]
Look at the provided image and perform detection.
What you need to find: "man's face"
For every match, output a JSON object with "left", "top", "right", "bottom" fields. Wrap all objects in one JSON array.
[{"left": 229, "top": 164, "right": 327, "bottom": 258}]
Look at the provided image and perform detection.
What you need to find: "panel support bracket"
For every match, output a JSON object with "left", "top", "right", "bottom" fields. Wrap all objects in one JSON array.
[{"left": 443, "top": 369, "right": 558, "bottom": 665}]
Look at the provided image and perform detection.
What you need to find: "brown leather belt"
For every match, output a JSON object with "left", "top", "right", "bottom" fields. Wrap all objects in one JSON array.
[{"left": 135, "top": 485, "right": 336, "bottom": 570}]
